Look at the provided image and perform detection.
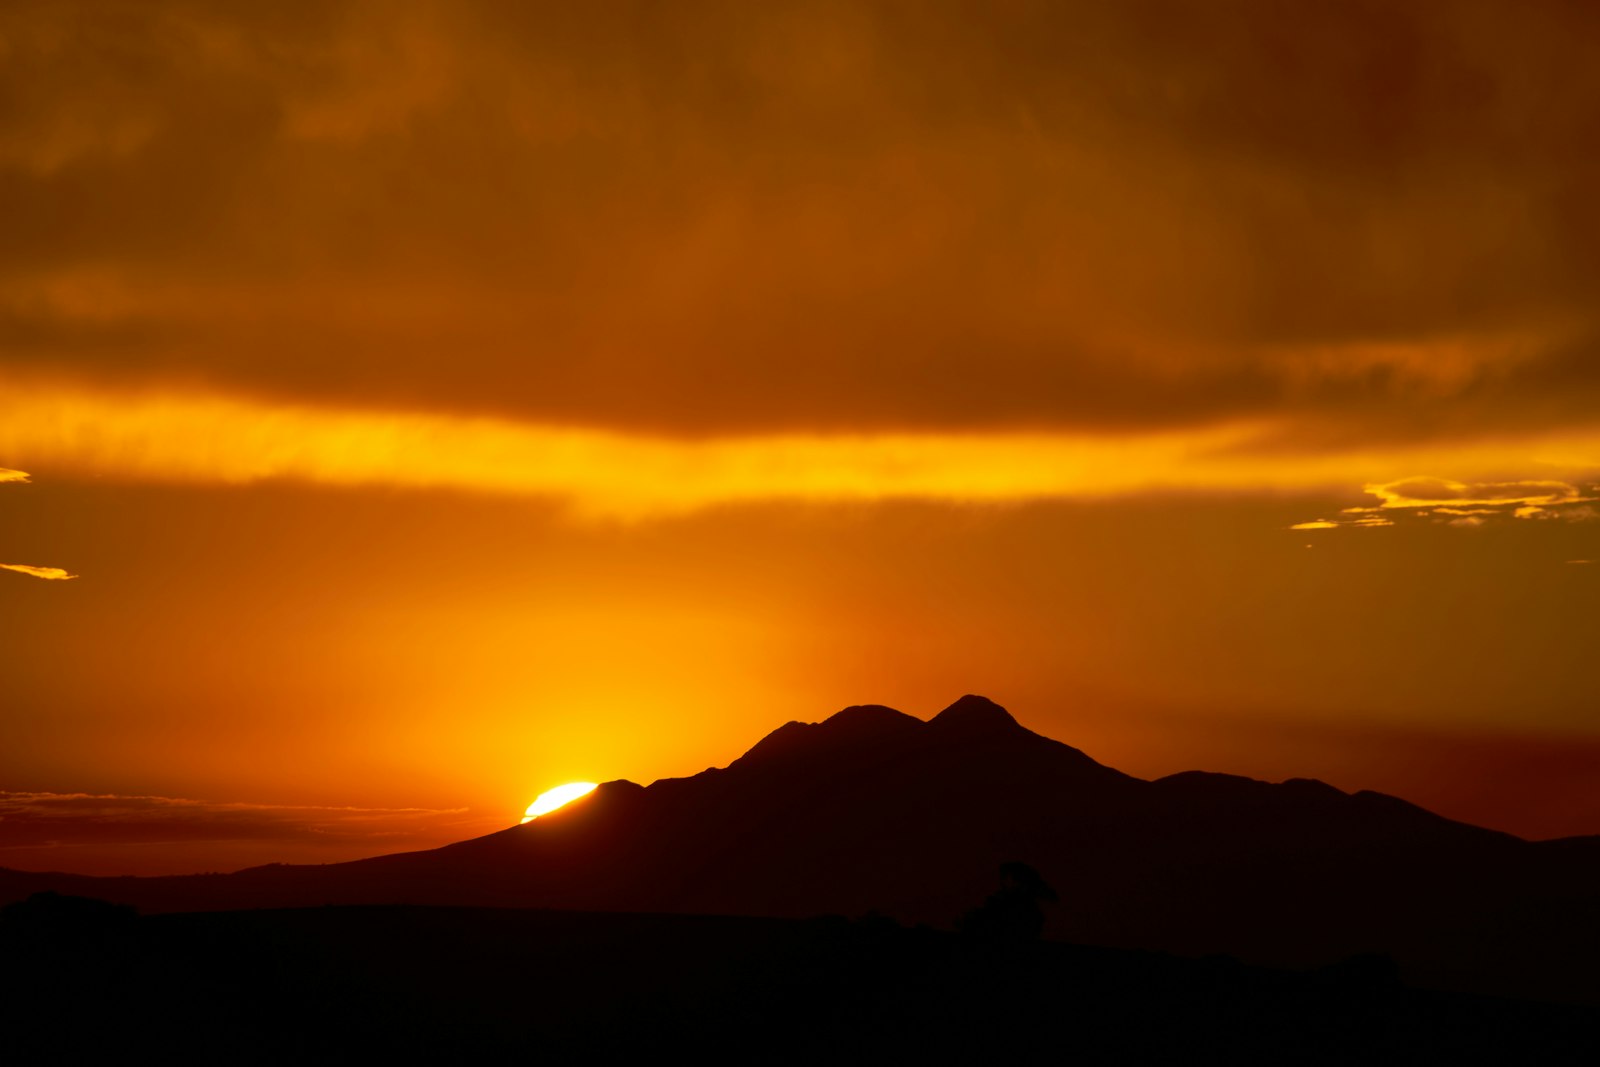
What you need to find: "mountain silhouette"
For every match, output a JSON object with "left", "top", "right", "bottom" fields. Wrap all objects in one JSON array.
[{"left": 5, "top": 695, "right": 1599, "bottom": 1004}]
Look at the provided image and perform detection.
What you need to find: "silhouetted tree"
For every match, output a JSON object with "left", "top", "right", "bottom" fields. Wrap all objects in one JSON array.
[{"left": 956, "top": 861, "right": 1058, "bottom": 942}]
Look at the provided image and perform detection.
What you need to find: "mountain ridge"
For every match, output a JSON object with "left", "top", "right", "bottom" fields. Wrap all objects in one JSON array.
[{"left": 3, "top": 695, "right": 1598, "bottom": 1005}]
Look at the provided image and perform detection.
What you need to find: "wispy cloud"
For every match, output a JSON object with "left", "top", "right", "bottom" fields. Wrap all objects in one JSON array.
[
  {"left": 1523, "top": 503, "right": 1598, "bottom": 522},
  {"left": 0, "top": 467, "right": 29, "bottom": 483},
  {"left": 1293, "top": 478, "right": 1600, "bottom": 532},
  {"left": 0, "top": 563, "right": 77, "bottom": 580}
]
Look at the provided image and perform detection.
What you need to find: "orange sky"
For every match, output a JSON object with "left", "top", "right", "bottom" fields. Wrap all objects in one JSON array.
[{"left": 3, "top": 0, "right": 1599, "bottom": 875}]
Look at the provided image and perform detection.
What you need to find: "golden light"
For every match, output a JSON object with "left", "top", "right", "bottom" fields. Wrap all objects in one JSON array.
[{"left": 521, "top": 782, "right": 598, "bottom": 824}]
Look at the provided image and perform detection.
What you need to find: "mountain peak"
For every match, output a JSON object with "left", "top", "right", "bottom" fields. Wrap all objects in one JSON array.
[
  {"left": 732, "top": 704, "right": 922, "bottom": 769},
  {"left": 826, "top": 703, "right": 922, "bottom": 734},
  {"left": 929, "top": 694, "right": 1021, "bottom": 734}
]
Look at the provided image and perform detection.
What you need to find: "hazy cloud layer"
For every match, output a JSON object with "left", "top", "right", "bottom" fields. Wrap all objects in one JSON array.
[
  {"left": 0, "top": 790, "right": 479, "bottom": 849},
  {"left": 4, "top": 1, "right": 1600, "bottom": 438},
  {"left": 4, "top": 382, "right": 1599, "bottom": 516}
]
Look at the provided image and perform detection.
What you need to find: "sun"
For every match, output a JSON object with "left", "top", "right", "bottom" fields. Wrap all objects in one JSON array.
[{"left": 521, "top": 782, "right": 598, "bottom": 823}]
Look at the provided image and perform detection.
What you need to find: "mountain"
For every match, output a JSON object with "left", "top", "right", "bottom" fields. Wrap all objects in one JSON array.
[{"left": 5, "top": 695, "right": 1600, "bottom": 1003}]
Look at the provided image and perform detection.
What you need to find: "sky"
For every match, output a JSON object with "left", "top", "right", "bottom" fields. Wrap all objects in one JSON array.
[{"left": 2, "top": 0, "right": 1598, "bottom": 875}]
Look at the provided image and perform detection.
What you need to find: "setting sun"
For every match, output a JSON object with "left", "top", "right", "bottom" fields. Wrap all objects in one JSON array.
[{"left": 521, "top": 782, "right": 599, "bottom": 824}]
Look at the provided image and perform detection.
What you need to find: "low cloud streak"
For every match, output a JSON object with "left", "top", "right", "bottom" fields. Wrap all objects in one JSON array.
[
  {"left": 0, "top": 563, "right": 77, "bottom": 580},
  {"left": 0, "top": 790, "right": 482, "bottom": 849},
  {"left": 4, "top": 383, "right": 1600, "bottom": 518}
]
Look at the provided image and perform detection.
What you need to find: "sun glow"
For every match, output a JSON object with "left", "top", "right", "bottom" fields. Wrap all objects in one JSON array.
[{"left": 521, "top": 782, "right": 598, "bottom": 823}]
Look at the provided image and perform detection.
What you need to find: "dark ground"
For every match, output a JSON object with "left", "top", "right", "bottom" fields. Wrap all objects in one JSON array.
[{"left": 3, "top": 894, "right": 1595, "bottom": 1064}]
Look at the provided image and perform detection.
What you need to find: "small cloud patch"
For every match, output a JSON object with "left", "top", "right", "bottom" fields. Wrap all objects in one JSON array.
[
  {"left": 1366, "top": 477, "right": 1586, "bottom": 510},
  {"left": 0, "top": 468, "right": 30, "bottom": 483},
  {"left": 1288, "top": 516, "right": 1391, "bottom": 531},
  {"left": 1, "top": 563, "right": 78, "bottom": 580}
]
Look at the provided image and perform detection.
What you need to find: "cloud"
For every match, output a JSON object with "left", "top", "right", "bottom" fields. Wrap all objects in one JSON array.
[
  {"left": 1289, "top": 514, "right": 1393, "bottom": 531},
  {"left": 1366, "top": 477, "right": 1587, "bottom": 510},
  {"left": 1292, "top": 474, "right": 1600, "bottom": 532},
  {"left": 5, "top": 2, "right": 1600, "bottom": 442},
  {"left": 4, "top": 381, "right": 1600, "bottom": 518},
  {"left": 0, "top": 468, "right": 73, "bottom": 579},
  {"left": 0, "top": 790, "right": 478, "bottom": 849},
  {"left": 1324, "top": 476, "right": 1600, "bottom": 529},
  {"left": 0, "top": 563, "right": 77, "bottom": 580},
  {"left": 1290, "top": 515, "right": 1391, "bottom": 530}
]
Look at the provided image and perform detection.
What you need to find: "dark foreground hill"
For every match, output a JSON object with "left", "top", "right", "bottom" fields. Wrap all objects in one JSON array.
[
  {"left": 3, "top": 897, "right": 1595, "bottom": 1064},
  {"left": 5, "top": 696, "right": 1600, "bottom": 1005}
]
